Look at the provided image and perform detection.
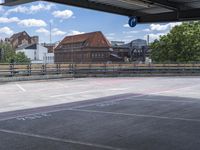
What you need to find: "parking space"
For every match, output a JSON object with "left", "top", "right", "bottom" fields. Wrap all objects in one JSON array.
[
  {"left": 1, "top": 93, "right": 200, "bottom": 150},
  {"left": 1, "top": 77, "right": 200, "bottom": 113},
  {"left": 1, "top": 77, "right": 200, "bottom": 149}
]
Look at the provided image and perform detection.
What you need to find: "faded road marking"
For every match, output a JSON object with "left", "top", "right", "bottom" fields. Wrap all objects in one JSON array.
[
  {"left": 0, "top": 129, "right": 123, "bottom": 150},
  {"left": 71, "top": 109, "right": 200, "bottom": 123},
  {"left": 16, "top": 113, "right": 51, "bottom": 121},
  {"left": 15, "top": 83, "right": 26, "bottom": 92},
  {"left": 50, "top": 90, "right": 93, "bottom": 98}
]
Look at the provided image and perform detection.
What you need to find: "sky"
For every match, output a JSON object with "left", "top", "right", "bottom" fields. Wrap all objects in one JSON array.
[{"left": 0, "top": 1, "right": 182, "bottom": 43}]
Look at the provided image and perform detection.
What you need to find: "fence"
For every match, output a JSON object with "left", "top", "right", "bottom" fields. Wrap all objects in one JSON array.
[{"left": 1, "top": 63, "right": 200, "bottom": 78}]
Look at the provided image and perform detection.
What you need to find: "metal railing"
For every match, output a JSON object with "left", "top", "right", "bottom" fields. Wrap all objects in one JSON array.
[{"left": 1, "top": 63, "right": 200, "bottom": 78}]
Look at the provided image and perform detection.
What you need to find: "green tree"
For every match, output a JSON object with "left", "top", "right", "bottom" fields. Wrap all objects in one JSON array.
[
  {"left": 0, "top": 42, "right": 30, "bottom": 64},
  {"left": 14, "top": 52, "right": 30, "bottom": 63},
  {"left": 0, "top": 42, "right": 15, "bottom": 63},
  {"left": 150, "top": 22, "right": 200, "bottom": 63}
]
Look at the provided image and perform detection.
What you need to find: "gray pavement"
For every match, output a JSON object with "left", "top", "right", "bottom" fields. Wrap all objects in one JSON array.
[
  {"left": 1, "top": 77, "right": 200, "bottom": 112},
  {"left": 1, "top": 93, "right": 200, "bottom": 149},
  {"left": 1, "top": 77, "right": 200, "bottom": 149}
]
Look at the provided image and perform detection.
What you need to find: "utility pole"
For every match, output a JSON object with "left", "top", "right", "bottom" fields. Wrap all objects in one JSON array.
[
  {"left": 147, "top": 35, "right": 150, "bottom": 46},
  {"left": 50, "top": 22, "right": 52, "bottom": 44}
]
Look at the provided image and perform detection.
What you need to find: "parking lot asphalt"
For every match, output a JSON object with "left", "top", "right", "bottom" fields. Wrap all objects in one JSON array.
[
  {"left": 1, "top": 93, "right": 200, "bottom": 150},
  {"left": 1, "top": 77, "right": 200, "bottom": 113}
]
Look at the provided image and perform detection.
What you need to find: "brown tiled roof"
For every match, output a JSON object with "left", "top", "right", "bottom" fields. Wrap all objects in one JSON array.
[{"left": 56, "top": 31, "right": 111, "bottom": 49}]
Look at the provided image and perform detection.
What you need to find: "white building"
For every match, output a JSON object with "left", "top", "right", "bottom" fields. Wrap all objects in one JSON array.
[{"left": 16, "top": 44, "right": 54, "bottom": 64}]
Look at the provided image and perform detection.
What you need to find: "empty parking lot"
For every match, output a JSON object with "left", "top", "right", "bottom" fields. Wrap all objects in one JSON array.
[{"left": 1, "top": 77, "right": 200, "bottom": 150}]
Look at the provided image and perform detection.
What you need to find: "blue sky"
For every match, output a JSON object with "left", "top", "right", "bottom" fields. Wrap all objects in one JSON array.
[{"left": 0, "top": 1, "right": 182, "bottom": 43}]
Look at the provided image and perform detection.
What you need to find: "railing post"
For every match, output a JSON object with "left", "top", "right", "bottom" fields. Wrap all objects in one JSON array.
[
  {"left": 9, "top": 63, "right": 14, "bottom": 77},
  {"left": 56, "top": 63, "right": 61, "bottom": 74},
  {"left": 42, "top": 64, "right": 46, "bottom": 75},
  {"left": 27, "top": 64, "right": 31, "bottom": 76},
  {"left": 104, "top": 63, "right": 106, "bottom": 75}
]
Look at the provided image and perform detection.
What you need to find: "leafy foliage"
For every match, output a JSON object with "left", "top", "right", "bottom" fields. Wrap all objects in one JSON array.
[
  {"left": 0, "top": 42, "right": 30, "bottom": 64},
  {"left": 14, "top": 52, "right": 30, "bottom": 63},
  {"left": 150, "top": 22, "right": 200, "bottom": 63}
]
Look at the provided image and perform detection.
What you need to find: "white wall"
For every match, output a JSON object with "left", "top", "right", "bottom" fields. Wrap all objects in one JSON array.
[
  {"left": 37, "top": 44, "right": 48, "bottom": 61},
  {"left": 16, "top": 49, "right": 35, "bottom": 60},
  {"left": 44, "top": 53, "right": 54, "bottom": 64},
  {"left": 16, "top": 44, "right": 54, "bottom": 64}
]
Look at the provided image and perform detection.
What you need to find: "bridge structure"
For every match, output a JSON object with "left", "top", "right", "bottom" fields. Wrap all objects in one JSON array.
[{"left": 1, "top": 0, "right": 200, "bottom": 25}]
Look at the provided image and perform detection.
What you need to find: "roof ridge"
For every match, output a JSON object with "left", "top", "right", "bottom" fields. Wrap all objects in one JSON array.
[{"left": 56, "top": 31, "right": 111, "bottom": 50}]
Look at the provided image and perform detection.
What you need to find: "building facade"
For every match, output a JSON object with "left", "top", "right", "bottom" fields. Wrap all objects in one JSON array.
[
  {"left": 54, "top": 31, "right": 113, "bottom": 63},
  {"left": 112, "top": 39, "right": 149, "bottom": 62},
  {"left": 16, "top": 44, "right": 54, "bottom": 64},
  {"left": 5, "top": 31, "right": 39, "bottom": 49},
  {"left": 41, "top": 43, "right": 58, "bottom": 53}
]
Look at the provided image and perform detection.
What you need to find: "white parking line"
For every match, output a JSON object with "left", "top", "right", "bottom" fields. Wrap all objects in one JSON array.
[
  {"left": 0, "top": 129, "right": 122, "bottom": 150},
  {"left": 1, "top": 93, "right": 198, "bottom": 122},
  {"left": 15, "top": 83, "right": 26, "bottom": 92},
  {"left": 149, "top": 85, "right": 200, "bottom": 95},
  {"left": 129, "top": 98, "right": 198, "bottom": 103},
  {"left": 108, "top": 88, "right": 129, "bottom": 91},
  {"left": 71, "top": 109, "right": 200, "bottom": 123},
  {"left": 50, "top": 89, "right": 139, "bottom": 98},
  {"left": 0, "top": 94, "right": 144, "bottom": 122},
  {"left": 50, "top": 90, "right": 93, "bottom": 98},
  {"left": 71, "top": 94, "right": 145, "bottom": 109}
]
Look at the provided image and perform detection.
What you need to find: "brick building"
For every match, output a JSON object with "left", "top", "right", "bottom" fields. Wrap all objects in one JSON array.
[
  {"left": 54, "top": 31, "right": 113, "bottom": 63},
  {"left": 5, "top": 31, "right": 39, "bottom": 49}
]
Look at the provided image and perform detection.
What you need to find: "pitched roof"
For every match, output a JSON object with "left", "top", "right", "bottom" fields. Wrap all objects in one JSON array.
[
  {"left": 10, "top": 31, "right": 30, "bottom": 40},
  {"left": 16, "top": 43, "right": 37, "bottom": 50},
  {"left": 56, "top": 31, "right": 111, "bottom": 49}
]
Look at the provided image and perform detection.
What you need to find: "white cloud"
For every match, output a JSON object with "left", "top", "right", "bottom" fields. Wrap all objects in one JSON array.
[
  {"left": 18, "top": 19, "right": 47, "bottom": 27},
  {"left": 144, "top": 33, "right": 167, "bottom": 42},
  {"left": 36, "top": 28, "right": 49, "bottom": 35},
  {"left": 0, "top": 27, "right": 14, "bottom": 35},
  {"left": 5, "top": 2, "right": 55, "bottom": 15},
  {"left": 67, "top": 30, "right": 85, "bottom": 36},
  {"left": 52, "top": 10, "right": 73, "bottom": 19},
  {"left": 0, "top": 17, "right": 19, "bottom": 23},
  {"left": 6, "top": 6, "right": 28, "bottom": 15},
  {"left": 52, "top": 28, "right": 66, "bottom": 36},
  {"left": 150, "top": 22, "right": 182, "bottom": 31},
  {"left": 123, "top": 30, "right": 140, "bottom": 34},
  {"left": 105, "top": 33, "right": 116, "bottom": 41},
  {"left": 106, "top": 33, "right": 115, "bottom": 36},
  {"left": 123, "top": 24, "right": 130, "bottom": 28},
  {"left": 142, "top": 28, "right": 151, "bottom": 32},
  {"left": 0, "top": 6, "right": 4, "bottom": 12},
  {"left": 29, "top": 3, "right": 54, "bottom": 13},
  {"left": 106, "top": 36, "right": 115, "bottom": 40},
  {"left": 123, "top": 29, "right": 152, "bottom": 35},
  {"left": 169, "top": 22, "right": 182, "bottom": 28},
  {"left": 36, "top": 27, "right": 66, "bottom": 36},
  {"left": 125, "top": 35, "right": 134, "bottom": 39}
]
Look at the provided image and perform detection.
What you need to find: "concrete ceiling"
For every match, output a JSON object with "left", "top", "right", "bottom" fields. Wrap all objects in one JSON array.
[{"left": 1, "top": 0, "right": 200, "bottom": 23}]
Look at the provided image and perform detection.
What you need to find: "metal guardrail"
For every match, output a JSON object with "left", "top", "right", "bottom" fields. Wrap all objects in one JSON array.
[{"left": 1, "top": 63, "right": 200, "bottom": 78}]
